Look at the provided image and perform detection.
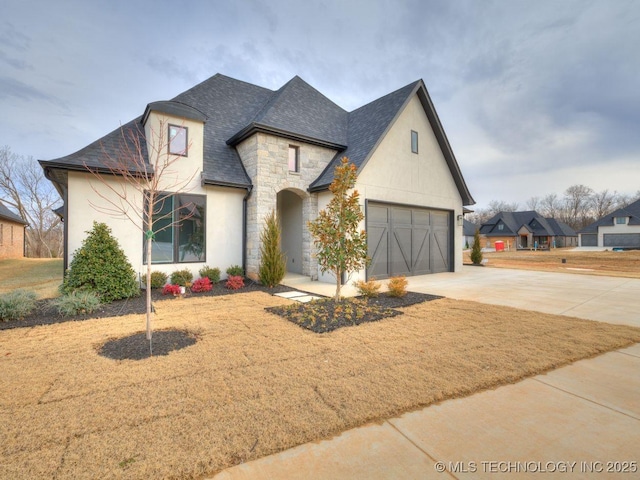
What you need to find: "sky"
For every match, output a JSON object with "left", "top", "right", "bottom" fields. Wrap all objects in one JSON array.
[{"left": 2, "top": 0, "right": 639, "bottom": 209}]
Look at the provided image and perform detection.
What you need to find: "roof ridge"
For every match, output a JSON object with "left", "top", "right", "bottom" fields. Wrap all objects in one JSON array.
[{"left": 349, "top": 79, "right": 421, "bottom": 114}]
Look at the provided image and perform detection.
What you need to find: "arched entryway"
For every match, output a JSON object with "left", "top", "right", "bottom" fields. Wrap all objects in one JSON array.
[{"left": 277, "top": 189, "right": 304, "bottom": 274}]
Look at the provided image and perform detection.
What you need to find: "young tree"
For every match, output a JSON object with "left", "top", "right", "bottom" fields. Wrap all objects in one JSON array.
[
  {"left": 308, "top": 157, "right": 368, "bottom": 301},
  {"left": 470, "top": 228, "right": 483, "bottom": 265},
  {"left": 258, "top": 209, "right": 286, "bottom": 288},
  {"left": 0, "top": 146, "right": 63, "bottom": 257},
  {"left": 83, "top": 119, "right": 198, "bottom": 354}
]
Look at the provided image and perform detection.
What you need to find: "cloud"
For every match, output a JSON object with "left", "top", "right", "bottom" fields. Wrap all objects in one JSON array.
[{"left": 0, "top": 76, "right": 64, "bottom": 105}]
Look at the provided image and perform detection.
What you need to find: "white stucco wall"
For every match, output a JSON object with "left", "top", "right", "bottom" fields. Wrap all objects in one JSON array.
[{"left": 597, "top": 221, "right": 640, "bottom": 246}]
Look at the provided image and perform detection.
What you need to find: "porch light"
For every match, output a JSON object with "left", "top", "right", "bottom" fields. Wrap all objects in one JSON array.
[{"left": 457, "top": 214, "right": 464, "bottom": 226}]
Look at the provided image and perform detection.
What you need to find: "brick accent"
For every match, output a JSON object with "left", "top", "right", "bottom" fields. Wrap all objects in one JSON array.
[
  {"left": 0, "top": 221, "right": 25, "bottom": 258},
  {"left": 237, "top": 133, "right": 336, "bottom": 279}
]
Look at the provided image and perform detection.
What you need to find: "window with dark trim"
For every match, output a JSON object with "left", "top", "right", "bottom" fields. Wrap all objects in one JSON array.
[
  {"left": 288, "top": 145, "right": 300, "bottom": 172},
  {"left": 144, "top": 193, "right": 206, "bottom": 264},
  {"left": 168, "top": 125, "right": 188, "bottom": 156},
  {"left": 411, "top": 130, "right": 418, "bottom": 154},
  {"left": 615, "top": 217, "right": 626, "bottom": 225}
]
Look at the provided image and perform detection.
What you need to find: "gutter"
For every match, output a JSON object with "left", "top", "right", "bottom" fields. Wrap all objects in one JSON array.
[{"left": 242, "top": 185, "right": 253, "bottom": 276}]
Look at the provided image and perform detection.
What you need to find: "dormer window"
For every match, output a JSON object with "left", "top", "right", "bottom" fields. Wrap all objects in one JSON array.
[
  {"left": 615, "top": 217, "right": 627, "bottom": 225},
  {"left": 411, "top": 130, "right": 418, "bottom": 153},
  {"left": 168, "top": 125, "right": 188, "bottom": 156},
  {"left": 498, "top": 224, "right": 504, "bottom": 231},
  {"left": 288, "top": 146, "right": 300, "bottom": 173}
]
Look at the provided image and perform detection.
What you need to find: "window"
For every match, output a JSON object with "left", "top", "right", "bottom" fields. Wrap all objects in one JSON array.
[
  {"left": 411, "top": 130, "right": 418, "bottom": 153},
  {"left": 498, "top": 224, "right": 504, "bottom": 231},
  {"left": 168, "top": 125, "right": 188, "bottom": 156},
  {"left": 288, "top": 145, "right": 299, "bottom": 172},
  {"left": 615, "top": 217, "right": 627, "bottom": 225},
  {"left": 145, "top": 193, "right": 206, "bottom": 263}
]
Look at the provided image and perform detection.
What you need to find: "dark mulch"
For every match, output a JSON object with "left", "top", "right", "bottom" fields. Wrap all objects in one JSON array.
[
  {"left": 266, "top": 291, "right": 442, "bottom": 334},
  {"left": 98, "top": 329, "right": 197, "bottom": 361},
  {"left": 0, "top": 280, "right": 293, "bottom": 331}
]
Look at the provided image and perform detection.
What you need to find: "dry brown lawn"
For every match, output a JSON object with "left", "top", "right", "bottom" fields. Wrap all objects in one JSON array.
[
  {"left": 464, "top": 249, "right": 640, "bottom": 278},
  {"left": 2, "top": 292, "right": 639, "bottom": 479},
  {"left": 0, "top": 258, "right": 63, "bottom": 299}
]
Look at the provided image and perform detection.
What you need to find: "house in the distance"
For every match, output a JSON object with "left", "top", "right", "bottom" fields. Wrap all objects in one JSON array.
[
  {"left": 463, "top": 219, "right": 478, "bottom": 248},
  {"left": 40, "top": 73, "right": 474, "bottom": 284},
  {"left": 579, "top": 198, "right": 640, "bottom": 248},
  {"left": 480, "top": 211, "right": 577, "bottom": 250},
  {"left": 0, "top": 201, "right": 27, "bottom": 259}
]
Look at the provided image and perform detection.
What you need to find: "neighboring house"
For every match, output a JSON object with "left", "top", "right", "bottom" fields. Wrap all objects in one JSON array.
[
  {"left": 480, "top": 211, "right": 577, "bottom": 250},
  {"left": 579, "top": 198, "right": 640, "bottom": 248},
  {"left": 0, "top": 202, "right": 27, "bottom": 259},
  {"left": 463, "top": 219, "right": 477, "bottom": 248},
  {"left": 40, "top": 74, "right": 474, "bottom": 284}
]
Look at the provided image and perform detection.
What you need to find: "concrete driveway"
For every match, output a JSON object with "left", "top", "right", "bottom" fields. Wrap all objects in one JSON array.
[{"left": 212, "top": 268, "right": 640, "bottom": 479}]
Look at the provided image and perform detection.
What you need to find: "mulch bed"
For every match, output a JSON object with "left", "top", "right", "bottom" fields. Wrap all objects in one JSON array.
[
  {"left": 267, "top": 291, "right": 442, "bottom": 333},
  {"left": 0, "top": 280, "right": 292, "bottom": 331},
  {"left": 98, "top": 329, "right": 198, "bottom": 361}
]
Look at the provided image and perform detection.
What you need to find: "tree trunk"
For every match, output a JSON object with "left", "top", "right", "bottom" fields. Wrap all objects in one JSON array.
[
  {"left": 146, "top": 234, "right": 153, "bottom": 355},
  {"left": 335, "top": 267, "right": 342, "bottom": 302}
]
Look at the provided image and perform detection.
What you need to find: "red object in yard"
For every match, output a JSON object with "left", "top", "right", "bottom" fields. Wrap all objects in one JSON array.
[{"left": 495, "top": 241, "right": 505, "bottom": 252}]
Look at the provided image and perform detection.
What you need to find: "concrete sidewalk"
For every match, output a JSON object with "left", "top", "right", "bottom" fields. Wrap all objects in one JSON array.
[{"left": 212, "top": 268, "right": 640, "bottom": 479}]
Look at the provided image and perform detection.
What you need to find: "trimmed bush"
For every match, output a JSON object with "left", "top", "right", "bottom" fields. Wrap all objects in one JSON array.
[
  {"left": 0, "top": 289, "right": 37, "bottom": 322},
  {"left": 141, "top": 271, "right": 168, "bottom": 289},
  {"left": 355, "top": 278, "right": 381, "bottom": 298},
  {"left": 259, "top": 210, "right": 286, "bottom": 288},
  {"left": 198, "top": 266, "right": 220, "bottom": 283},
  {"left": 62, "top": 222, "right": 139, "bottom": 302},
  {"left": 54, "top": 291, "right": 101, "bottom": 316},
  {"left": 471, "top": 228, "right": 483, "bottom": 265},
  {"left": 226, "top": 265, "right": 244, "bottom": 277},
  {"left": 191, "top": 277, "right": 213, "bottom": 293},
  {"left": 387, "top": 276, "right": 408, "bottom": 298},
  {"left": 170, "top": 269, "right": 193, "bottom": 287},
  {"left": 162, "top": 284, "right": 182, "bottom": 296},
  {"left": 225, "top": 275, "right": 244, "bottom": 290}
]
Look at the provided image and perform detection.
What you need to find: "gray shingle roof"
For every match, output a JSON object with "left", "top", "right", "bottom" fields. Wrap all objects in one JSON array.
[
  {"left": 480, "top": 211, "right": 577, "bottom": 237},
  {"left": 0, "top": 201, "right": 27, "bottom": 225},
  {"left": 463, "top": 219, "right": 478, "bottom": 236},
  {"left": 579, "top": 198, "right": 640, "bottom": 233}
]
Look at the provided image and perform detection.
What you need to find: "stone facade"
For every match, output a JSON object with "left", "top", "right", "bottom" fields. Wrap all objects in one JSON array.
[
  {"left": 0, "top": 220, "right": 25, "bottom": 258},
  {"left": 237, "top": 132, "right": 337, "bottom": 279}
]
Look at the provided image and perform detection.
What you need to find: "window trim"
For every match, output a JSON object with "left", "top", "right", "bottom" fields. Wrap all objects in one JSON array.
[
  {"left": 144, "top": 192, "right": 206, "bottom": 264},
  {"left": 411, "top": 130, "right": 419, "bottom": 154},
  {"left": 615, "top": 216, "right": 627, "bottom": 225},
  {"left": 168, "top": 124, "right": 188, "bottom": 156},
  {"left": 288, "top": 145, "right": 300, "bottom": 173}
]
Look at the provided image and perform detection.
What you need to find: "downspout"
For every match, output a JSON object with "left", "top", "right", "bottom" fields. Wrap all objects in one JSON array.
[
  {"left": 242, "top": 185, "right": 253, "bottom": 275},
  {"left": 63, "top": 188, "right": 68, "bottom": 272}
]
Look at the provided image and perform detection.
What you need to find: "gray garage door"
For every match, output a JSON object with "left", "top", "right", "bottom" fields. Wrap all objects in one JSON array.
[
  {"left": 581, "top": 234, "right": 597, "bottom": 247},
  {"left": 367, "top": 203, "right": 451, "bottom": 279},
  {"left": 603, "top": 233, "right": 640, "bottom": 248}
]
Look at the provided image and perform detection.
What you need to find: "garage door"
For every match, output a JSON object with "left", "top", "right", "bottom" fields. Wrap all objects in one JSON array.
[
  {"left": 367, "top": 203, "right": 451, "bottom": 279},
  {"left": 580, "top": 234, "right": 597, "bottom": 247},
  {"left": 603, "top": 233, "right": 640, "bottom": 248}
]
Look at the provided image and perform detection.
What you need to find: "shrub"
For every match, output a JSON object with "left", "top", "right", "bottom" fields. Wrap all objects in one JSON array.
[
  {"left": 0, "top": 289, "right": 37, "bottom": 322},
  {"left": 162, "top": 284, "right": 182, "bottom": 296},
  {"left": 170, "top": 269, "right": 193, "bottom": 286},
  {"left": 226, "top": 265, "right": 244, "bottom": 277},
  {"left": 62, "top": 222, "right": 139, "bottom": 302},
  {"left": 191, "top": 277, "right": 213, "bottom": 293},
  {"left": 355, "top": 278, "right": 381, "bottom": 298},
  {"left": 387, "top": 276, "right": 408, "bottom": 297},
  {"left": 259, "top": 210, "right": 286, "bottom": 288},
  {"left": 198, "top": 266, "right": 220, "bottom": 283},
  {"left": 225, "top": 275, "right": 244, "bottom": 290},
  {"left": 141, "top": 271, "right": 168, "bottom": 289},
  {"left": 54, "top": 291, "right": 101, "bottom": 316},
  {"left": 470, "top": 228, "right": 483, "bottom": 265}
]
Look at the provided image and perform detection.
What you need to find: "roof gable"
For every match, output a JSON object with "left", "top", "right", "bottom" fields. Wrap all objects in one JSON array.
[
  {"left": 579, "top": 198, "right": 640, "bottom": 233},
  {"left": 0, "top": 202, "right": 27, "bottom": 225}
]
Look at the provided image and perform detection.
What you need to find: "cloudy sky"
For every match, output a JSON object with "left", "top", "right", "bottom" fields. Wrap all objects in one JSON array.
[{"left": 2, "top": 0, "right": 638, "bottom": 209}]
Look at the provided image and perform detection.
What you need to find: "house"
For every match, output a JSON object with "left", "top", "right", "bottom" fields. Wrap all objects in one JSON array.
[
  {"left": 0, "top": 201, "right": 27, "bottom": 259},
  {"left": 39, "top": 74, "right": 474, "bottom": 284},
  {"left": 579, "top": 198, "right": 640, "bottom": 248},
  {"left": 479, "top": 211, "right": 577, "bottom": 250},
  {"left": 462, "top": 219, "right": 478, "bottom": 249}
]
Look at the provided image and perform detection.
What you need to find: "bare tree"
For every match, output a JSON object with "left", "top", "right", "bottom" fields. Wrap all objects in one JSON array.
[
  {"left": 562, "top": 184, "right": 594, "bottom": 230},
  {"left": 526, "top": 196, "right": 540, "bottom": 211},
  {"left": 487, "top": 200, "right": 519, "bottom": 215},
  {"left": 591, "top": 189, "right": 617, "bottom": 220},
  {"left": 83, "top": 119, "right": 198, "bottom": 353},
  {"left": 540, "top": 193, "right": 562, "bottom": 219},
  {"left": 0, "top": 146, "right": 63, "bottom": 257}
]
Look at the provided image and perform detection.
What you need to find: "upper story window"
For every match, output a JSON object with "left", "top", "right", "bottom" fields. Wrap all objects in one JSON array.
[
  {"left": 498, "top": 224, "right": 504, "bottom": 231},
  {"left": 615, "top": 217, "right": 627, "bottom": 225},
  {"left": 411, "top": 130, "right": 418, "bottom": 154},
  {"left": 288, "top": 146, "right": 300, "bottom": 173},
  {"left": 168, "top": 125, "right": 188, "bottom": 156}
]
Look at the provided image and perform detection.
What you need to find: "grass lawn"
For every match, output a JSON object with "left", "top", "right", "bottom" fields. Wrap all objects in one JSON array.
[
  {"left": 0, "top": 258, "right": 63, "bottom": 299},
  {"left": 2, "top": 292, "right": 639, "bottom": 479}
]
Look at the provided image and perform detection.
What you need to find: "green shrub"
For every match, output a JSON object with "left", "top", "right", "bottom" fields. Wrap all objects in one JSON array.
[
  {"left": 54, "top": 291, "right": 101, "bottom": 316},
  {"left": 355, "top": 278, "right": 381, "bottom": 298},
  {"left": 62, "top": 222, "right": 139, "bottom": 302},
  {"left": 141, "top": 271, "right": 168, "bottom": 289},
  {"left": 259, "top": 210, "right": 286, "bottom": 288},
  {"left": 387, "top": 276, "right": 408, "bottom": 297},
  {"left": 170, "top": 269, "right": 193, "bottom": 286},
  {"left": 0, "top": 289, "right": 37, "bottom": 322},
  {"left": 470, "top": 229, "right": 483, "bottom": 265},
  {"left": 226, "top": 265, "right": 244, "bottom": 277},
  {"left": 198, "top": 266, "right": 220, "bottom": 283}
]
